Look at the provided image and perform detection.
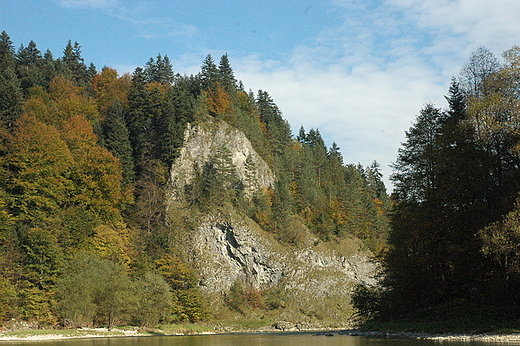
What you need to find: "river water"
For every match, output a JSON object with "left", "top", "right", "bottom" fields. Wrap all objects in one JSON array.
[{"left": 0, "top": 333, "right": 513, "bottom": 346}]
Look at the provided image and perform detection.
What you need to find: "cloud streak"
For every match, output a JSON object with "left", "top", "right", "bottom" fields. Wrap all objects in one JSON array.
[{"left": 58, "top": 0, "right": 119, "bottom": 9}]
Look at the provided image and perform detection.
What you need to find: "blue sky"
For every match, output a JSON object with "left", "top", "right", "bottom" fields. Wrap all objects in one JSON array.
[{"left": 2, "top": 0, "right": 520, "bottom": 189}]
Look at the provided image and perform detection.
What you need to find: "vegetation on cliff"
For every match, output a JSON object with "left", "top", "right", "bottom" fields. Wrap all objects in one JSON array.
[{"left": 0, "top": 31, "right": 390, "bottom": 328}]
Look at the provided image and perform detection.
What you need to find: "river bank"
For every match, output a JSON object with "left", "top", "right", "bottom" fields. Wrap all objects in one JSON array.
[
  {"left": 347, "top": 330, "right": 520, "bottom": 342},
  {"left": 3, "top": 326, "right": 520, "bottom": 343}
]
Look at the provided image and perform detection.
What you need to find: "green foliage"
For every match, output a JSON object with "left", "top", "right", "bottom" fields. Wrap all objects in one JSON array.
[
  {"left": 132, "top": 271, "right": 173, "bottom": 327},
  {"left": 102, "top": 100, "right": 135, "bottom": 186},
  {"left": 56, "top": 252, "right": 134, "bottom": 328},
  {"left": 0, "top": 33, "right": 391, "bottom": 328},
  {"left": 0, "top": 276, "right": 17, "bottom": 320},
  {"left": 373, "top": 46, "right": 520, "bottom": 327},
  {"left": 351, "top": 283, "right": 383, "bottom": 324}
]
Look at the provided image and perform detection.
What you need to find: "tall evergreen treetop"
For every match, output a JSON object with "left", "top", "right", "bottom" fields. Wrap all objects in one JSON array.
[
  {"left": 61, "top": 40, "right": 90, "bottom": 86},
  {"left": 218, "top": 53, "right": 237, "bottom": 93},
  {"left": 0, "top": 31, "right": 15, "bottom": 71},
  {"left": 144, "top": 54, "right": 174, "bottom": 85},
  {"left": 200, "top": 54, "right": 219, "bottom": 92}
]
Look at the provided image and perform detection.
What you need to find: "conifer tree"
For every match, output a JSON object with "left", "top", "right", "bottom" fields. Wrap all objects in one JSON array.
[
  {"left": 102, "top": 100, "right": 135, "bottom": 186},
  {"left": 125, "top": 67, "right": 151, "bottom": 175},
  {"left": 61, "top": 40, "right": 90, "bottom": 86},
  {"left": 0, "top": 67, "right": 23, "bottom": 129},
  {"left": 144, "top": 54, "right": 174, "bottom": 85},
  {"left": 200, "top": 54, "right": 219, "bottom": 92},
  {"left": 218, "top": 53, "right": 237, "bottom": 93},
  {"left": 0, "top": 31, "right": 23, "bottom": 128},
  {"left": 0, "top": 31, "right": 16, "bottom": 71}
]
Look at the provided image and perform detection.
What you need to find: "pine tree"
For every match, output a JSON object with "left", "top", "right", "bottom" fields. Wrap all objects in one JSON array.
[
  {"left": 200, "top": 54, "right": 219, "bottom": 92},
  {"left": 61, "top": 40, "right": 89, "bottom": 86},
  {"left": 125, "top": 67, "right": 151, "bottom": 175},
  {"left": 218, "top": 53, "right": 237, "bottom": 93},
  {"left": 102, "top": 100, "right": 135, "bottom": 186}
]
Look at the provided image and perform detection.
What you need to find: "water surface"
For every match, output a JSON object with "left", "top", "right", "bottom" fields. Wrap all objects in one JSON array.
[{"left": 0, "top": 332, "right": 512, "bottom": 346}]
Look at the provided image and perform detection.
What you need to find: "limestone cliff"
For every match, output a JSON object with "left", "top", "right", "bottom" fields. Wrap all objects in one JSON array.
[
  {"left": 166, "top": 119, "right": 377, "bottom": 328},
  {"left": 168, "top": 119, "right": 275, "bottom": 201}
]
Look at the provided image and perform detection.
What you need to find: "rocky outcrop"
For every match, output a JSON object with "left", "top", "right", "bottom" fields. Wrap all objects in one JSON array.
[
  {"left": 168, "top": 119, "right": 275, "bottom": 201},
  {"left": 192, "top": 213, "right": 286, "bottom": 292},
  {"left": 190, "top": 211, "right": 377, "bottom": 300},
  {"left": 166, "top": 119, "right": 378, "bottom": 326}
]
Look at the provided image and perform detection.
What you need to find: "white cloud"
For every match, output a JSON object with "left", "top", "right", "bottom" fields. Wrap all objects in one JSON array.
[
  {"left": 389, "top": 0, "right": 520, "bottom": 54},
  {"left": 232, "top": 0, "right": 520, "bottom": 189}
]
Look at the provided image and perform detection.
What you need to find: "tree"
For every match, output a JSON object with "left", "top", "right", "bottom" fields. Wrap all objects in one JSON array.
[
  {"left": 0, "top": 31, "right": 23, "bottom": 128},
  {"left": 56, "top": 252, "right": 133, "bottom": 328},
  {"left": 132, "top": 271, "right": 173, "bottom": 326},
  {"left": 459, "top": 46, "right": 500, "bottom": 98},
  {"left": 0, "top": 65, "right": 23, "bottom": 128},
  {"left": 391, "top": 103, "right": 445, "bottom": 202},
  {"left": 61, "top": 40, "right": 90, "bottom": 86},
  {"left": 91, "top": 67, "right": 131, "bottom": 116},
  {"left": 16, "top": 40, "right": 44, "bottom": 93},
  {"left": 102, "top": 100, "right": 135, "bottom": 186},
  {"left": 125, "top": 67, "right": 152, "bottom": 175},
  {"left": 218, "top": 53, "right": 237, "bottom": 93},
  {"left": 4, "top": 114, "right": 74, "bottom": 219},
  {"left": 144, "top": 54, "right": 174, "bottom": 85},
  {"left": 0, "top": 31, "right": 16, "bottom": 71},
  {"left": 200, "top": 54, "right": 219, "bottom": 92}
]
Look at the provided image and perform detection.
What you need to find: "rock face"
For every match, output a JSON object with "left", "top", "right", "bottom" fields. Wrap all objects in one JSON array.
[
  {"left": 190, "top": 211, "right": 377, "bottom": 326},
  {"left": 168, "top": 119, "right": 275, "bottom": 201},
  {"left": 166, "top": 119, "right": 377, "bottom": 326}
]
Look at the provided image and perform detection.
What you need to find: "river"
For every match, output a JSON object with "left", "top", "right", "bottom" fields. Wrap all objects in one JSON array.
[{"left": 0, "top": 333, "right": 513, "bottom": 346}]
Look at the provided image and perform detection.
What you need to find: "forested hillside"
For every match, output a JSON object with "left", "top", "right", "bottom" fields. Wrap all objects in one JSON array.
[
  {"left": 0, "top": 31, "right": 390, "bottom": 328},
  {"left": 355, "top": 46, "right": 520, "bottom": 330}
]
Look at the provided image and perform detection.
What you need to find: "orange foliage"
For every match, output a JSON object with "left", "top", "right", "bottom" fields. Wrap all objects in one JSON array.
[
  {"left": 206, "top": 83, "right": 232, "bottom": 116},
  {"left": 91, "top": 68, "right": 131, "bottom": 115},
  {"left": 329, "top": 198, "right": 349, "bottom": 226}
]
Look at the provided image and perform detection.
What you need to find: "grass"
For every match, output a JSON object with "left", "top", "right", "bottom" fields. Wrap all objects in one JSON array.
[
  {"left": 156, "top": 323, "right": 216, "bottom": 334},
  {"left": 1, "top": 328, "right": 126, "bottom": 338}
]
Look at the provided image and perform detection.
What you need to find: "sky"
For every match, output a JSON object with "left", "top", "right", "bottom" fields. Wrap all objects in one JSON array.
[{"left": 2, "top": 0, "right": 520, "bottom": 190}]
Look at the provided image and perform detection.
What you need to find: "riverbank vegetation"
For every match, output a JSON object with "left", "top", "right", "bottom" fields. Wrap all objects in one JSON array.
[
  {"left": 0, "top": 31, "right": 390, "bottom": 330},
  {"left": 354, "top": 45, "right": 520, "bottom": 332}
]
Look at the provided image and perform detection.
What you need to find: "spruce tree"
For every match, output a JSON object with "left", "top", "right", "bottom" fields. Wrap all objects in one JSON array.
[
  {"left": 200, "top": 54, "right": 219, "bottom": 92},
  {"left": 16, "top": 40, "right": 44, "bottom": 92},
  {"left": 102, "top": 100, "right": 135, "bottom": 186},
  {"left": 0, "top": 31, "right": 22, "bottom": 128},
  {"left": 125, "top": 67, "right": 151, "bottom": 175},
  {"left": 218, "top": 53, "right": 237, "bottom": 93},
  {"left": 61, "top": 40, "right": 89, "bottom": 86}
]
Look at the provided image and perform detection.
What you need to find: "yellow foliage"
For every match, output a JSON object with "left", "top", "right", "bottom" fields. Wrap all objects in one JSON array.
[
  {"left": 92, "top": 222, "right": 132, "bottom": 266},
  {"left": 48, "top": 76, "right": 100, "bottom": 125},
  {"left": 91, "top": 68, "right": 131, "bottom": 115}
]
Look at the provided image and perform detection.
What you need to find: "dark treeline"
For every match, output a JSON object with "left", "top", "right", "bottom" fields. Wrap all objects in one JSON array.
[
  {"left": 354, "top": 45, "right": 520, "bottom": 328},
  {"left": 0, "top": 31, "right": 390, "bottom": 328}
]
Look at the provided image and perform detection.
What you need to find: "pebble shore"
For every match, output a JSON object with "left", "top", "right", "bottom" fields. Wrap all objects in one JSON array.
[{"left": 3, "top": 328, "right": 520, "bottom": 342}]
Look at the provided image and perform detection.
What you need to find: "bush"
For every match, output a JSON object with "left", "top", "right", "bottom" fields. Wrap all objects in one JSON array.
[{"left": 351, "top": 283, "right": 383, "bottom": 324}]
